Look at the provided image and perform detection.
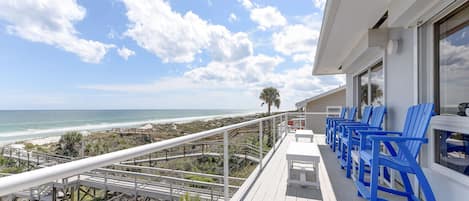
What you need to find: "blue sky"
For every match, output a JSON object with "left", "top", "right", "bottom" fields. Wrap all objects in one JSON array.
[{"left": 0, "top": 0, "right": 343, "bottom": 110}]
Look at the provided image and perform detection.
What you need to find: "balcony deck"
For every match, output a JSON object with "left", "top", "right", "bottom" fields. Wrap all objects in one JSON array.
[{"left": 241, "top": 133, "right": 405, "bottom": 201}]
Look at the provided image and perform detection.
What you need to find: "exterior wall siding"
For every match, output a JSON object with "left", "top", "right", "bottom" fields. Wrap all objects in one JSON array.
[{"left": 305, "top": 89, "right": 346, "bottom": 134}]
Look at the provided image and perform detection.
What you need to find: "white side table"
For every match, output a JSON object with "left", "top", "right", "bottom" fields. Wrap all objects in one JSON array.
[
  {"left": 286, "top": 142, "right": 320, "bottom": 188},
  {"left": 295, "top": 129, "right": 314, "bottom": 142}
]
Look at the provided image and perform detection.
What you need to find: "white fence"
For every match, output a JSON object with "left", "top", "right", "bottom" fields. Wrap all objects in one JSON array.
[{"left": 0, "top": 112, "right": 334, "bottom": 200}]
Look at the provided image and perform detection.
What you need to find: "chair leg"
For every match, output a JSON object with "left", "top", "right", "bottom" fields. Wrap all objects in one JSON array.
[
  {"left": 340, "top": 141, "right": 345, "bottom": 169},
  {"left": 337, "top": 135, "right": 342, "bottom": 157},
  {"left": 345, "top": 142, "right": 352, "bottom": 178},
  {"left": 357, "top": 158, "right": 365, "bottom": 197},
  {"left": 398, "top": 171, "right": 414, "bottom": 200},
  {"left": 413, "top": 167, "right": 436, "bottom": 201},
  {"left": 370, "top": 160, "right": 380, "bottom": 201},
  {"left": 331, "top": 128, "right": 336, "bottom": 152}
]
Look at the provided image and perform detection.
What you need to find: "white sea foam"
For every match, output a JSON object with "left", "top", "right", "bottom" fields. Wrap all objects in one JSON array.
[{"left": 0, "top": 111, "right": 259, "bottom": 145}]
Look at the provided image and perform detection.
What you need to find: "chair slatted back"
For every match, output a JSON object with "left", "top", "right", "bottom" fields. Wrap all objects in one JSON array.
[
  {"left": 347, "top": 107, "right": 357, "bottom": 121},
  {"left": 398, "top": 103, "right": 435, "bottom": 160},
  {"left": 339, "top": 107, "right": 347, "bottom": 118},
  {"left": 360, "top": 106, "right": 373, "bottom": 124},
  {"left": 369, "top": 106, "right": 387, "bottom": 128}
]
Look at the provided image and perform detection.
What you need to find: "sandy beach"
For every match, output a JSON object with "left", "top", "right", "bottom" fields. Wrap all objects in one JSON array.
[{"left": 5, "top": 111, "right": 261, "bottom": 147}]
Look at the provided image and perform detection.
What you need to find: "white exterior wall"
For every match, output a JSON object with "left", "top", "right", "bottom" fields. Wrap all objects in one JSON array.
[
  {"left": 383, "top": 28, "right": 416, "bottom": 131},
  {"left": 345, "top": 73, "right": 354, "bottom": 107},
  {"left": 341, "top": 2, "right": 469, "bottom": 200}
]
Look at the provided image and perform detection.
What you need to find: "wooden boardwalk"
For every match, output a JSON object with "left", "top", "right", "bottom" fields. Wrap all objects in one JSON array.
[{"left": 242, "top": 134, "right": 405, "bottom": 201}]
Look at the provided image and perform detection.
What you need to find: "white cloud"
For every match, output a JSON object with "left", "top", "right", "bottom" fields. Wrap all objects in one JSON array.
[
  {"left": 186, "top": 54, "right": 284, "bottom": 85},
  {"left": 209, "top": 32, "right": 253, "bottom": 62},
  {"left": 122, "top": 0, "right": 253, "bottom": 63},
  {"left": 250, "top": 6, "right": 287, "bottom": 30},
  {"left": 273, "top": 24, "right": 318, "bottom": 56},
  {"left": 313, "top": 0, "right": 326, "bottom": 10},
  {"left": 228, "top": 13, "right": 238, "bottom": 22},
  {"left": 240, "top": 0, "right": 254, "bottom": 9},
  {"left": 117, "top": 47, "right": 136, "bottom": 60},
  {"left": 81, "top": 56, "right": 346, "bottom": 108},
  {"left": 0, "top": 0, "right": 114, "bottom": 63},
  {"left": 272, "top": 24, "right": 321, "bottom": 64}
]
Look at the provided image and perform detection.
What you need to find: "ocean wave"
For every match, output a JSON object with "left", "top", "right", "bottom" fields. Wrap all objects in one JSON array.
[{"left": 0, "top": 111, "right": 258, "bottom": 141}]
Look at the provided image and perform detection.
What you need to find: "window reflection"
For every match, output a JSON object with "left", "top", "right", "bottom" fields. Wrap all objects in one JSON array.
[
  {"left": 359, "top": 71, "right": 369, "bottom": 114},
  {"left": 435, "top": 130, "right": 469, "bottom": 176},
  {"left": 438, "top": 4, "right": 469, "bottom": 115},
  {"left": 371, "top": 65, "right": 384, "bottom": 106}
]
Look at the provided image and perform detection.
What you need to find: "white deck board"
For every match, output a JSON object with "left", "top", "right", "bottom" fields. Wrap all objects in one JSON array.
[{"left": 241, "top": 134, "right": 405, "bottom": 201}]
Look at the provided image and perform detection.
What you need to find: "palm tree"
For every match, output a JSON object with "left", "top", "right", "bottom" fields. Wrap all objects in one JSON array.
[
  {"left": 259, "top": 87, "right": 281, "bottom": 115},
  {"left": 55, "top": 132, "right": 83, "bottom": 157}
]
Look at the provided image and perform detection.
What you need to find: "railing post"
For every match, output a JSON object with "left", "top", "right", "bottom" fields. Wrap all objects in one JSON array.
[
  {"left": 27, "top": 152, "right": 30, "bottom": 170},
  {"left": 104, "top": 172, "right": 108, "bottom": 200},
  {"left": 170, "top": 183, "right": 173, "bottom": 201},
  {"left": 223, "top": 130, "right": 229, "bottom": 201},
  {"left": 284, "top": 113, "right": 288, "bottom": 135},
  {"left": 272, "top": 117, "right": 276, "bottom": 151},
  {"left": 134, "top": 175, "right": 138, "bottom": 201},
  {"left": 259, "top": 121, "right": 263, "bottom": 170}
]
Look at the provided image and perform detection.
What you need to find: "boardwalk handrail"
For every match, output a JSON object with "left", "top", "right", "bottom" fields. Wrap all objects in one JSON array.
[{"left": 0, "top": 111, "right": 333, "bottom": 199}]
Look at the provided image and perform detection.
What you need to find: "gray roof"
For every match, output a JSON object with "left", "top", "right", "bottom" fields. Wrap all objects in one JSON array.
[{"left": 295, "top": 86, "right": 345, "bottom": 108}]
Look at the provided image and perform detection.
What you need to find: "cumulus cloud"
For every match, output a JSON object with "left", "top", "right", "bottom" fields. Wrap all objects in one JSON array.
[
  {"left": 250, "top": 6, "right": 287, "bottom": 30},
  {"left": 0, "top": 0, "right": 114, "bottom": 63},
  {"left": 82, "top": 56, "right": 345, "bottom": 108},
  {"left": 238, "top": 0, "right": 287, "bottom": 30},
  {"left": 313, "top": 0, "right": 326, "bottom": 10},
  {"left": 272, "top": 24, "right": 319, "bottom": 63},
  {"left": 122, "top": 0, "right": 253, "bottom": 63},
  {"left": 240, "top": 0, "right": 254, "bottom": 9},
  {"left": 439, "top": 39, "right": 469, "bottom": 106},
  {"left": 228, "top": 13, "right": 238, "bottom": 22},
  {"left": 185, "top": 54, "right": 284, "bottom": 85},
  {"left": 117, "top": 47, "right": 136, "bottom": 60},
  {"left": 272, "top": 24, "right": 318, "bottom": 56}
]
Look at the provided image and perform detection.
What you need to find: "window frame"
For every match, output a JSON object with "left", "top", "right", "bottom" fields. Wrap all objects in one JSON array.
[
  {"left": 433, "top": 2, "right": 469, "bottom": 115},
  {"left": 355, "top": 61, "right": 384, "bottom": 117}
]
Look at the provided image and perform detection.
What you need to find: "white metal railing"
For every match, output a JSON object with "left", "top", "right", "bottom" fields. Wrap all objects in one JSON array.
[{"left": 0, "top": 112, "right": 333, "bottom": 200}]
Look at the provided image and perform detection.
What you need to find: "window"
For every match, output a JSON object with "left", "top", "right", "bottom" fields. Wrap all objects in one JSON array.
[
  {"left": 326, "top": 106, "right": 341, "bottom": 117},
  {"left": 435, "top": 130, "right": 469, "bottom": 176},
  {"left": 358, "top": 71, "right": 369, "bottom": 113},
  {"left": 356, "top": 62, "right": 384, "bottom": 116},
  {"left": 435, "top": 3, "right": 469, "bottom": 115},
  {"left": 370, "top": 65, "right": 384, "bottom": 106}
]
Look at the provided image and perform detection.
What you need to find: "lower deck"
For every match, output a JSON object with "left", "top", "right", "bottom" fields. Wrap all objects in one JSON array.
[{"left": 242, "top": 133, "right": 405, "bottom": 201}]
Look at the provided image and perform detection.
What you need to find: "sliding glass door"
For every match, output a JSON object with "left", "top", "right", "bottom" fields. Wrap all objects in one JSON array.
[{"left": 356, "top": 62, "right": 384, "bottom": 116}]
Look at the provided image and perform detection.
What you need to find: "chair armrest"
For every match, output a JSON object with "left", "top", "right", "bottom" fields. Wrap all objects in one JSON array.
[
  {"left": 338, "top": 122, "right": 366, "bottom": 126},
  {"left": 345, "top": 125, "right": 380, "bottom": 130},
  {"left": 366, "top": 136, "right": 429, "bottom": 144},
  {"left": 357, "top": 130, "right": 402, "bottom": 150},
  {"left": 357, "top": 130, "right": 402, "bottom": 136}
]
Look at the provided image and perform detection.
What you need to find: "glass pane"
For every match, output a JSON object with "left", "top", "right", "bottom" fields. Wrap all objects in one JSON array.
[
  {"left": 438, "top": 5, "right": 469, "bottom": 115},
  {"left": 370, "top": 64, "right": 384, "bottom": 106},
  {"left": 359, "top": 71, "right": 369, "bottom": 113},
  {"left": 435, "top": 130, "right": 469, "bottom": 176}
]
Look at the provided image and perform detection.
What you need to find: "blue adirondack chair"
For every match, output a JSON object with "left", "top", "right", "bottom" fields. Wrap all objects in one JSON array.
[
  {"left": 335, "top": 106, "right": 373, "bottom": 157},
  {"left": 329, "top": 107, "right": 357, "bottom": 152},
  {"left": 325, "top": 107, "right": 347, "bottom": 144},
  {"left": 355, "top": 103, "right": 436, "bottom": 201},
  {"left": 338, "top": 106, "right": 386, "bottom": 178}
]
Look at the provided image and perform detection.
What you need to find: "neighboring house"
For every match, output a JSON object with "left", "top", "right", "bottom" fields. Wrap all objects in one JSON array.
[
  {"left": 313, "top": 0, "right": 469, "bottom": 200},
  {"left": 295, "top": 86, "right": 345, "bottom": 133},
  {"left": 295, "top": 86, "right": 345, "bottom": 113}
]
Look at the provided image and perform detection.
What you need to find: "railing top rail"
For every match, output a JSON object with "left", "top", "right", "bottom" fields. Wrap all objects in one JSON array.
[{"left": 0, "top": 112, "right": 291, "bottom": 195}]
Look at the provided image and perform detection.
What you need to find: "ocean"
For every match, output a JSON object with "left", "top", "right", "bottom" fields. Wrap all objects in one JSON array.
[{"left": 0, "top": 109, "right": 254, "bottom": 144}]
